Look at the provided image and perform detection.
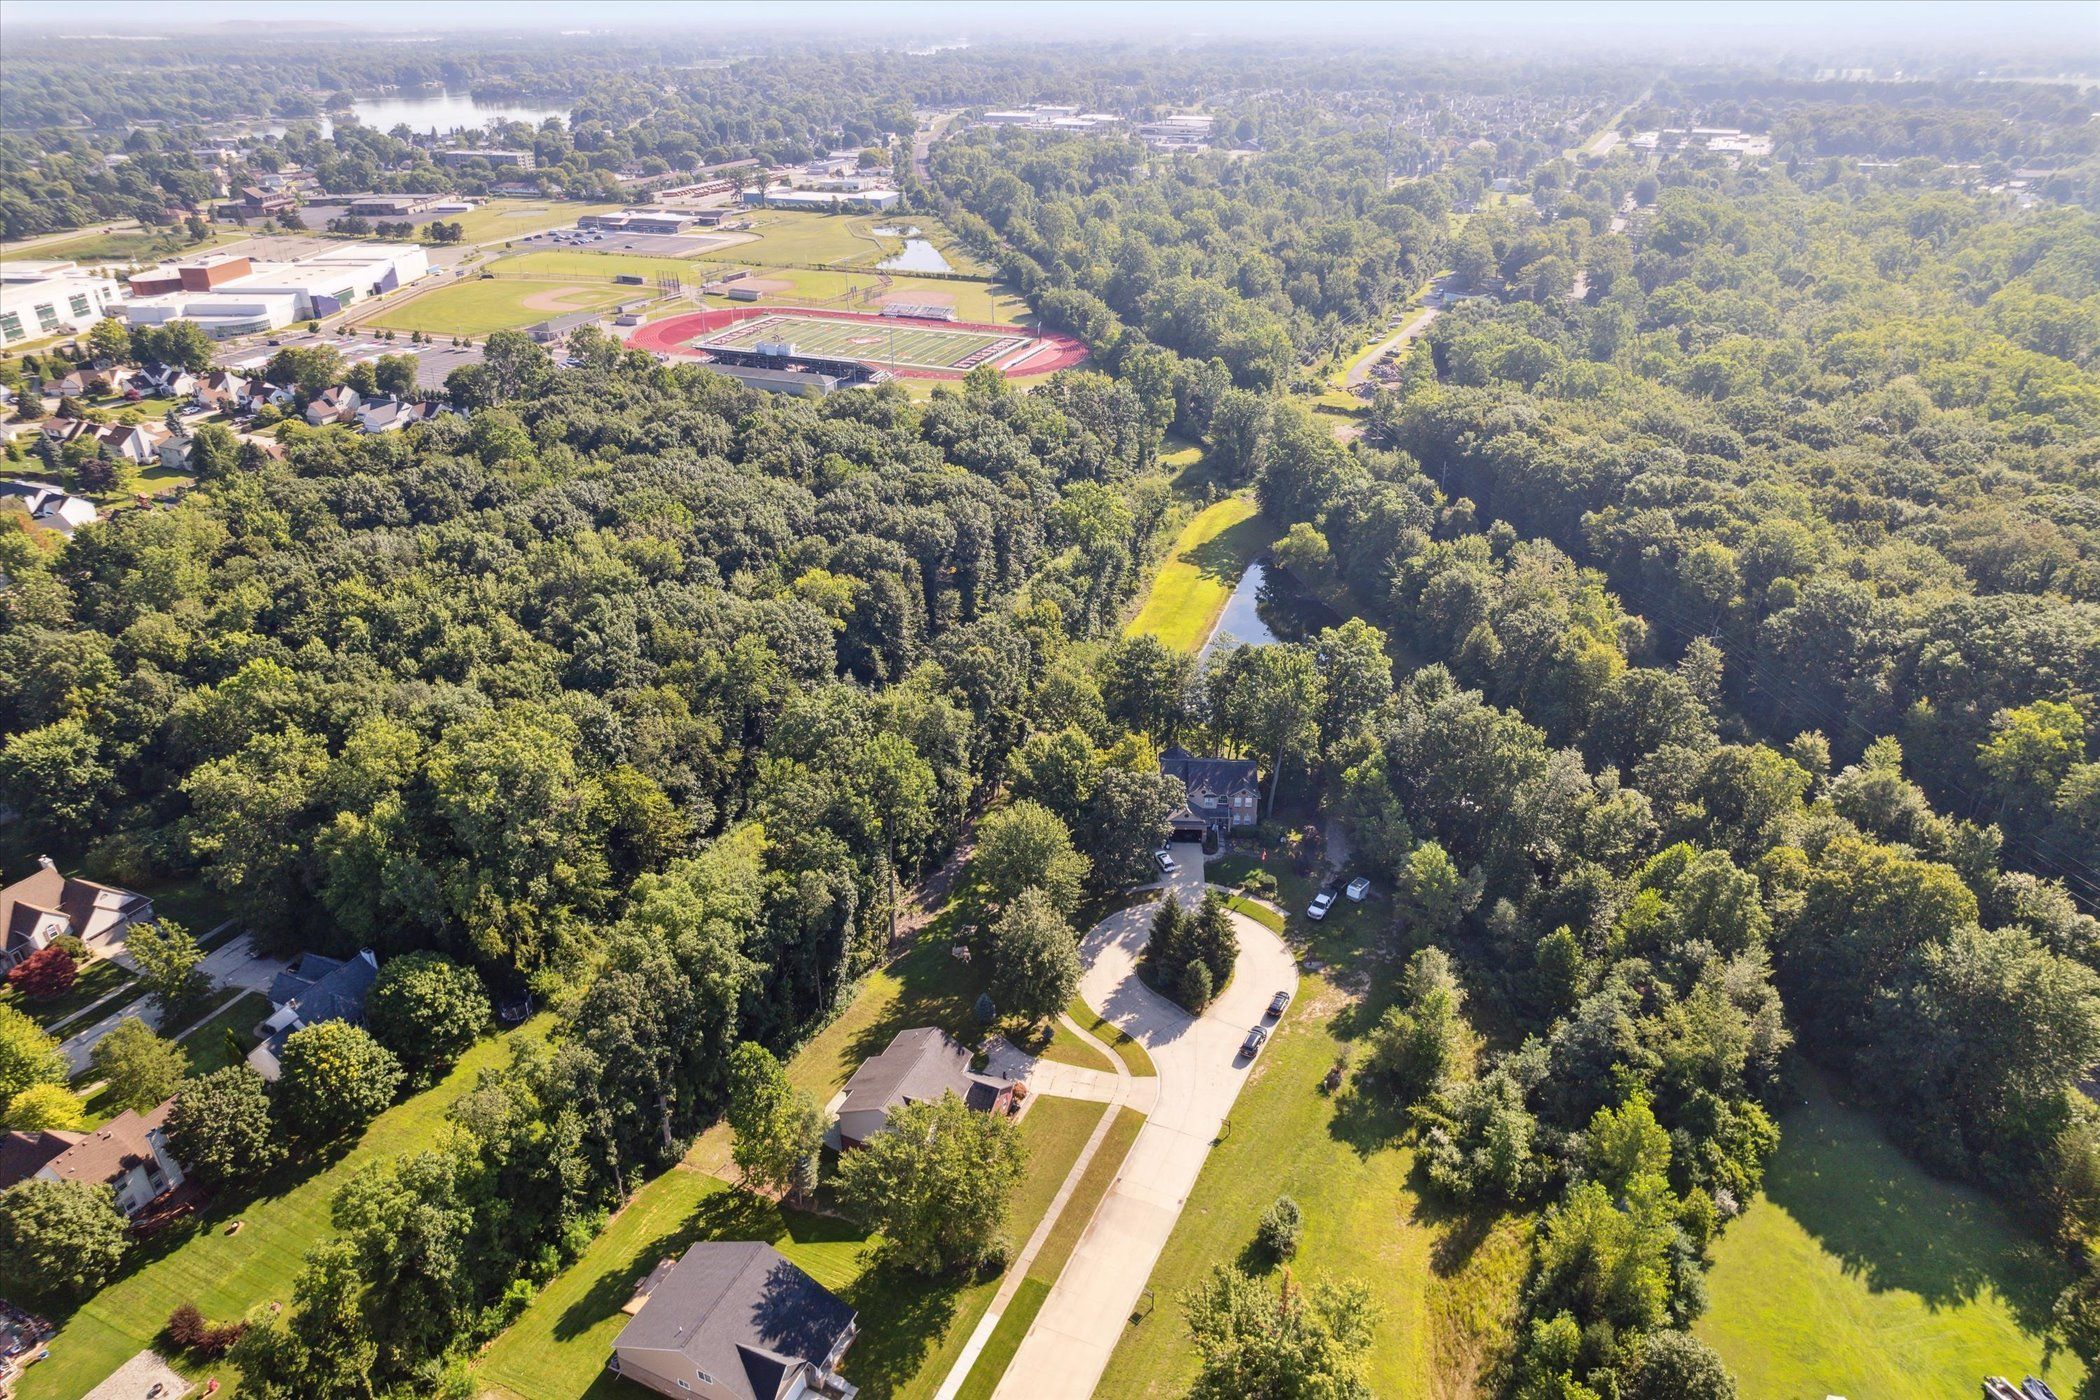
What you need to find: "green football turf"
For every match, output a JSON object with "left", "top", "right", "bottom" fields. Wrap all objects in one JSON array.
[{"left": 696, "top": 312, "right": 1024, "bottom": 371}]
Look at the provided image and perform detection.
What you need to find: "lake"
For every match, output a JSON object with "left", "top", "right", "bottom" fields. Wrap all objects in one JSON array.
[
  {"left": 1198, "top": 559, "right": 1341, "bottom": 663},
  {"left": 291, "top": 89, "right": 571, "bottom": 137},
  {"left": 877, "top": 238, "right": 955, "bottom": 274}
]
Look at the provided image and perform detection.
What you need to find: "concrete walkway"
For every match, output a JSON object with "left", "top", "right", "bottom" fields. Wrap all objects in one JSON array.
[
  {"left": 989, "top": 847, "right": 1299, "bottom": 1400},
  {"left": 60, "top": 931, "right": 282, "bottom": 1075},
  {"left": 933, "top": 1014, "right": 1144, "bottom": 1400}
]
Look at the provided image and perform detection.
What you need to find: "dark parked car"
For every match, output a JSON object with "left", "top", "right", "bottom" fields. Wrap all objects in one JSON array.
[
  {"left": 1267, "top": 990, "right": 1290, "bottom": 1019},
  {"left": 1240, "top": 1026, "right": 1268, "bottom": 1059}
]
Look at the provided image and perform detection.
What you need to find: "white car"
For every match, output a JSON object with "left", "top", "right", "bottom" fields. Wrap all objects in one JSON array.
[
  {"left": 1345, "top": 876, "right": 1371, "bottom": 902},
  {"left": 1155, "top": 849, "right": 1178, "bottom": 874},
  {"left": 1307, "top": 889, "right": 1336, "bottom": 921}
]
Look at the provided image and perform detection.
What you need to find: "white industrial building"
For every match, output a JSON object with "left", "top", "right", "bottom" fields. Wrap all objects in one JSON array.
[
  {"left": 0, "top": 262, "right": 125, "bottom": 345},
  {"left": 122, "top": 243, "right": 430, "bottom": 334},
  {"left": 763, "top": 185, "right": 902, "bottom": 212}
]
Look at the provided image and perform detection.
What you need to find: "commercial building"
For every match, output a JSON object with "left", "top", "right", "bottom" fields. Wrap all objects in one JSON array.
[
  {"left": 125, "top": 290, "right": 299, "bottom": 339},
  {"left": 1138, "top": 113, "right": 1216, "bottom": 149},
  {"left": 761, "top": 186, "right": 901, "bottom": 212},
  {"left": 340, "top": 192, "right": 448, "bottom": 217},
  {"left": 128, "top": 253, "right": 255, "bottom": 297},
  {"left": 123, "top": 243, "right": 429, "bottom": 330},
  {"left": 438, "top": 148, "right": 536, "bottom": 169},
  {"left": 577, "top": 208, "right": 699, "bottom": 234},
  {"left": 0, "top": 262, "right": 125, "bottom": 345}
]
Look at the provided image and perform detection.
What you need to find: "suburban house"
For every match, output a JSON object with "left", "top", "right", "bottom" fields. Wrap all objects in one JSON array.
[
  {"left": 0, "top": 480, "right": 99, "bottom": 536},
  {"left": 96, "top": 423, "right": 161, "bottom": 464},
  {"left": 248, "top": 949, "right": 380, "bottom": 1081},
  {"left": 190, "top": 369, "right": 242, "bottom": 411},
  {"left": 1159, "top": 745, "right": 1261, "bottom": 839},
  {"left": 305, "top": 384, "right": 362, "bottom": 426},
  {"left": 609, "top": 1241, "right": 859, "bottom": 1400},
  {"left": 159, "top": 433, "right": 193, "bottom": 470},
  {"left": 0, "top": 858, "right": 153, "bottom": 972},
  {"left": 834, "top": 1027, "right": 1014, "bottom": 1149},
  {"left": 134, "top": 363, "right": 198, "bottom": 399},
  {"left": 0, "top": 1100, "right": 186, "bottom": 1217},
  {"left": 356, "top": 396, "right": 441, "bottom": 434}
]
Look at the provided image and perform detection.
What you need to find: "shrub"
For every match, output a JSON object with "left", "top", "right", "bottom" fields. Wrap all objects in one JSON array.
[
  {"left": 7, "top": 945, "right": 77, "bottom": 1000},
  {"left": 1256, "top": 1194, "right": 1303, "bottom": 1262},
  {"left": 167, "top": 1302, "right": 206, "bottom": 1350}
]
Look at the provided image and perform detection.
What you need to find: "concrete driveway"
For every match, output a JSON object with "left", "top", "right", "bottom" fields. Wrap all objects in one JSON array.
[
  {"left": 993, "top": 843, "right": 1298, "bottom": 1399},
  {"left": 60, "top": 933, "right": 283, "bottom": 1075}
]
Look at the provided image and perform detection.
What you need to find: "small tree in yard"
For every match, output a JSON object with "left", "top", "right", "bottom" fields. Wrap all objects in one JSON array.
[
  {"left": 835, "top": 1092, "right": 1025, "bottom": 1275},
  {"left": 127, "top": 919, "right": 211, "bottom": 1015},
  {"left": 990, "top": 887, "right": 1082, "bottom": 1026},
  {"left": 1256, "top": 1195, "right": 1303, "bottom": 1263},
  {"left": 275, "top": 1021, "right": 402, "bottom": 1143},
  {"left": 726, "top": 1043, "right": 824, "bottom": 1200},
  {"left": 166, "top": 1065, "right": 284, "bottom": 1186},
  {"left": 0, "top": 1179, "right": 129, "bottom": 1303},
  {"left": 0, "top": 1004, "right": 65, "bottom": 1107},
  {"left": 7, "top": 944, "right": 77, "bottom": 1000},
  {"left": 1182, "top": 1265, "right": 1379, "bottom": 1399},
  {"left": 91, "top": 1016, "right": 189, "bottom": 1113},
  {"left": 366, "top": 952, "right": 490, "bottom": 1081}
]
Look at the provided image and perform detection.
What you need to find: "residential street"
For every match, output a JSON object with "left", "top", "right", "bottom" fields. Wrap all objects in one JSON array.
[
  {"left": 991, "top": 845, "right": 1298, "bottom": 1399},
  {"left": 1343, "top": 304, "right": 1440, "bottom": 387},
  {"left": 58, "top": 932, "right": 284, "bottom": 1075}
]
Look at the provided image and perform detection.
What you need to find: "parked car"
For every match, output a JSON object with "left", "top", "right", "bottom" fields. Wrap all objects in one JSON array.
[
  {"left": 1240, "top": 1026, "right": 1268, "bottom": 1059},
  {"left": 2024, "top": 1379, "right": 2062, "bottom": 1400},
  {"left": 1984, "top": 1380, "right": 2027, "bottom": 1400},
  {"left": 1155, "top": 849, "right": 1178, "bottom": 874},
  {"left": 1345, "top": 876, "right": 1371, "bottom": 901},
  {"left": 1307, "top": 888, "right": 1336, "bottom": 921},
  {"left": 1267, "top": 990, "right": 1290, "bottom": 1018}
]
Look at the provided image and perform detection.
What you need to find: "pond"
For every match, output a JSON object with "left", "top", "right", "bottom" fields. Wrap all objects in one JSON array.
[
  {"left": 877, "top": 237, "right": 956, "bottom": 274},
  {"left": 1198, "top": 559, "right": 1342, "bottom": 663}
]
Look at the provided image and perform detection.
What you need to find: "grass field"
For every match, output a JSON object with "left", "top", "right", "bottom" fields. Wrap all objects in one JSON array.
[
  {"left": 363, "top": 276, "right": 639, "bottom": 337},
  {"left": 696, "top": 312, "right": 1025, "bottom": 371},
  {"left": 16, "top": 225, "right": 241, "bottom": 266},
  {"left": 0, "top": 955, "right": 134, "bottom": 1032},
  {"left": 172, "top": 990, "right": 272, "bottom": 1078},
  {"left": 477, "top": 1095, "right": 1107, "bottom": 1400},
  {"left": 452, "top": 199, "right": 625, "bottom": 246},
  {"left": 20, "top": 1017, "right": 553, "bottom": 1400},
  {"left": 489, "top": 248, "right": 719, "bottom": 281},
  {"left": 955, "top": 1106, "right": 1148, "bottom": 1399},
  {"left": 1124, "top": 496, "right": 1276, "bottom": 653},
  {"left": 705, "top": 265, "right": 1027, "bottom": 326},
  {"left": 1697, "top": 1068, "right": 2085, "bottom": 1399}
]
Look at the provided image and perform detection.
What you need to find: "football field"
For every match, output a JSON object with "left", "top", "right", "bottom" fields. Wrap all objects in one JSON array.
[{"left": 694, "top": 312, "right": 1028, "bottom": 371}]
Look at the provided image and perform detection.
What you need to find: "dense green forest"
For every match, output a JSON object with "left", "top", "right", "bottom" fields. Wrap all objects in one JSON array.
[{"left": 5, "top": 25, "right": 2100, "bottom": 1400}]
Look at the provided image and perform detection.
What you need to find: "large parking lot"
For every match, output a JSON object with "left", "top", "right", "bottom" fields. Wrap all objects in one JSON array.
[
  {"left": 514, "top": 226, "right": 745, "bottom": 258},
  {"left": 219, "top": 331, "right": 484, "bottom": 393}
]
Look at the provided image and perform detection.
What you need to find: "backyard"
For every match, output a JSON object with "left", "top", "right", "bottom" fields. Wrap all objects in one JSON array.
[
  {"left": 18, "top": 1017, "right": 555, "bottom": 1400},
  {"left": 1697, "top": 1068, "right": 2085, "bottom": 1398},
  {"left": 475, "top": 1094, "right": 1108, "bottom": 1400}
]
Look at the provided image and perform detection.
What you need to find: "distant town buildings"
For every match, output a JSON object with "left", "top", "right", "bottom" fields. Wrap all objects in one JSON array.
[{"left": 438, "top": 148, "right": 537, "bottom": 170}]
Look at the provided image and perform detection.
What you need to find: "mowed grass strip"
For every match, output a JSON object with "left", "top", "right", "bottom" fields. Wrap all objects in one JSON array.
[
  {"left": 364, "top": 277, "right": 635, "bottom": 338},
  {"left": 20, "top": 1017, "right": 555, "bottom": 1400},
  {"left": 489, "top": 248, "right": 715, "bottom": 282},
  {"left": 1095, "top": 959, "right": 1521, "bottom": 1399},
  {"left": 1697, "top": 1067, "right": 2084, "bottom": 1399},
  {"left": 171, "top": 990, "right": 273, "bottom": 1078},
  {"left": 1125, "top": 496, "right": 1275, "bottom": 653},
  {"left": 953, "top": 1276, "right": 1049, "bottom": 1400},
  {"left": 1065, "top": 996, "right": 1157, "bottom": 1078},
  {"left": 477, "top": 1094, "right": 1107, "bottom": 1400}
]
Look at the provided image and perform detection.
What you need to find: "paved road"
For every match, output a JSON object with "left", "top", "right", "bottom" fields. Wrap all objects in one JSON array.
[
  {"left": 60, "top": 933, "right": 284, "bottom": 1075},
  {"left": 1344, "top": 305, "right": 1439, "bottom": 388},
  {"left": 992, "top": 846, "right": 1298, "bottom": 1399}
]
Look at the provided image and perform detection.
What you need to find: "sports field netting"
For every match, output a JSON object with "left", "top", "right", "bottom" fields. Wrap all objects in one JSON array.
[{"left": 693, "top": 312, "right": 1029, "bottom": 371}]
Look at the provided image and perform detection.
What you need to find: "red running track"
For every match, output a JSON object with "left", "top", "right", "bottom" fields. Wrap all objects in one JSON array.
[{"left": 625, "top": 305, "right": 1088, "bottom": 380}]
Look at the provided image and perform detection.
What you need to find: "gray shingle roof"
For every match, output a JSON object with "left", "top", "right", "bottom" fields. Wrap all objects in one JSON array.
[
  {"left": 614, "top": 1241, "right": 856, "bottom": 1400},
  {"left": 838, "top": 1027, "right": 1012, "bottom": 1120}
]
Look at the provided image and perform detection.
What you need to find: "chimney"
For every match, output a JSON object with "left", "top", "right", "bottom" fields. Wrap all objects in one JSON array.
[{"left": 37, "top": 854, "right": 57, "bottom": 872}]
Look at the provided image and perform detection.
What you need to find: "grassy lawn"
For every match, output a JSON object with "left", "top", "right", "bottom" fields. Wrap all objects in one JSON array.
[
  {"left": 0, "top": 955, "right": 134, "bottom": 1032},
  {"left": 477, "top": 1094, "right": 1107, "bottom": 1400},
  {"left": 21, "top": 225, "right": 237, "bottom": 265},
  {"left": 1066, "top": 995, "right": 1157, "bottom": 1077},
  {"left": 697, "top": 265, "right": 1028, "bottom": 327},
  {"left": 363, "top": 278, "right": 638, "bottom": 338},
  {"left": 1099, "top": 845, "right": 1523, "bottom": 1398},
  {"left": 952, "top": 1106, "right": 1155, "bottom": 1399},
  {"left": 20, "top": 1016, "right": 554, "bottom": 1400},
  {"left": 491, "top": 248, "right": 719, "bottom": 281},
  {"left": 1124, "top": 496, "right": 1275, "bottom": 653},
  {"left": 711, "top": 211, "right": 905, "bottom": 269},
  {"left": 1697, "top": 1067, "right": 2085, "bottom": 1399},
  {"left": 172, "top": 990, "right": 272, "bottom": 1077},
  {"left": 1013, "top": 1013, "right": 1114, "bottom": 1071},
  {"left": 452, "top": 199, "right": 626, "bottom": 247}
]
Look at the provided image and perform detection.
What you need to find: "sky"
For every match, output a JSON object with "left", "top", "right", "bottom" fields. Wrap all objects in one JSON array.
[{"left": 1, "top": 0, "right": 2093, "bottom": 54}]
